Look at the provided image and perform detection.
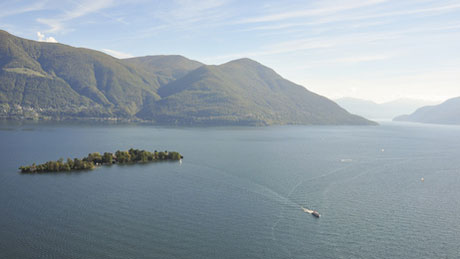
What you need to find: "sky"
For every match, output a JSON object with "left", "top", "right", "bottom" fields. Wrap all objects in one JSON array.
[{"left": 1, "top": 0, "right": 459, "bottom": 103}]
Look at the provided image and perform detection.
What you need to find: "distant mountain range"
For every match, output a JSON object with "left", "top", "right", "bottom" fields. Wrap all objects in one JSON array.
[
  {"left": 0, "top": 30, "right": 374, "bottom": 126},
  {"left": 335, "top": 97, "right": 440, "bottom": 120},
  {"left": 394, "top": 97, "right": 460, "bottom": 125}
]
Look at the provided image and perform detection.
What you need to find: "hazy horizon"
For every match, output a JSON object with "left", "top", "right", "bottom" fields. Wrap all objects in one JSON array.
[
  {"left": 334, "top": 96, "right": 444, "bottom": 105},
  {"left": 1, "top": 0, "right": 459, "bottom": 103}
]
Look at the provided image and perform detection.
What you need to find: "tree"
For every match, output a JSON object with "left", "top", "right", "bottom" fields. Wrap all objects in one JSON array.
[
  {"left": 57, "top": 158, "right": 64, "bottom": 171},
  {"left": 102, "top": 152, "right": 113, "bottom": 164},
  {"left": 139, "top": 151, "right": 149, "bottom": 162},
  {"left": 62, "top": 163, "right": 71, "bottom": 171},
  {"left": 86, "top": 152, "right": 102, "bottom": 164},
  {"left": 168, "top": 152, "right": 182, "bottom": 160},
  {"left": 67, "top": 158, "right": 74, "bottom": 169},
  {"left": 115, "top": 150, "right": 131, "bottom": 163},
  {"left": 74, "top": 158, "right": 83, "bottom": 169}
]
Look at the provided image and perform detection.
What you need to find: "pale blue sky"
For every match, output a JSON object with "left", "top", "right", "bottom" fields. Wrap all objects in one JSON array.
[{"left": 1, "top": 0, "right": 459, "bottom": 102}]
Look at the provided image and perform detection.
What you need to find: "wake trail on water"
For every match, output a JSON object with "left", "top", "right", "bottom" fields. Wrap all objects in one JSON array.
[
  {"left": 190, "top": 162, "right": 299, "bottom": 258},
  {"left": 301, "top": 207, "right": 314, "bottom": 214},
  {"left": 190, "top": 162, "right": 302, "bottom": 209},
  {"left": 190, "top": 161, "right": 359, "bottom": 257},
  {"left": 270, "top": 163, "right": 357, "bottom": 257}
]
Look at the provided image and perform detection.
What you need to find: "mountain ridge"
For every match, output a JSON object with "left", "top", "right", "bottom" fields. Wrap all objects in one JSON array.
[
  {"left": 394, "top": 97, "right": 460, "bottom": 125},
  {"left": 335, "top": 97, "right": 440, "bottom": 120},
  {"left": 0, "top": 30, "right": 375, "bottom": 126}
]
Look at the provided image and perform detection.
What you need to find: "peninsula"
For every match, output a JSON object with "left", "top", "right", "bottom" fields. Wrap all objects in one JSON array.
[{"left": 19, "top": 148, "right": 183, "bottom": 173}]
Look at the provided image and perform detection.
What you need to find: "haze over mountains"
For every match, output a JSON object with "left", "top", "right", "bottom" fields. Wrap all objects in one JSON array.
[
  {"left": 0, "top": 30, "right": 374, "bottom": 126},
  {"left": 394, "top": 97, "right": 460, "bottom": 125},
  {"left": 335, "top": 97, "right": 440, "bottom": 120}
]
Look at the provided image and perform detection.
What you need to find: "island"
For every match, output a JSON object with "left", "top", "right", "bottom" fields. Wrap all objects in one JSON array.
[{"left": 19, "top": 148, "right": 183, "bottom": 173}]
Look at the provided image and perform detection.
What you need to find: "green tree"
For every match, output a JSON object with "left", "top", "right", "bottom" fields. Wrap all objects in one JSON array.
[
  {"left": 67, "top": 158, "right": 74, "bottom": 169},
  {"left": 74, "top": 158, "right": 83, "bottom": 169},
  {"left": 102, "top": 152, "right": 113, "bottom": 164},
  {"left": 62, "top": 163, "right": 71, "bottom": 171},
  {"left": 139, "top": 151, "right": 149, "bottom": 162},
  {"left": 115, "top": 150, "right": 131, "bottom": 163},
  {"left": 168, "top": 152, "right": 182, "bottom": 160},
  {"left": 86, "top": 152, "right": 102, "bottom": 164}
]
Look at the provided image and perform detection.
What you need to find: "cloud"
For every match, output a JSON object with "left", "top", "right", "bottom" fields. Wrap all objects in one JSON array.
[
  {"left": 169, "top": 0, "right": 229, "bottom": 20},
  {"left": 37, "top": 0, "right": 117, "bottom": 33},
  {"left": 0, "top": 1, "right": 46, "bottom": 18},
  {"left": 206, "top": 13, "right": 460, "bottom": 65},
  {"left": 204, "top": 31, "right": 399, "bottom": 64},
  {"left": 139, "top": 0, "right": 231, "bottom": 35},
  {"left": 37, "top": 32, "right": 58, "bottom": 43},
  {"left": 291, "top": 54, "right": 393, "bottom": 70},
  {"left": 329, "top": 54, "right": 392, "bottom": 64},
  {"left": 236, "top": 0, "right": 387, "bottom": 24},
  {"left": 235, "top": 1, "right": 460, "bottom": 35},
  {"left": 101, "top": 49, "right": 134, "bottom": 59},
  {"left": 308, "top": 2, "right": 460, "bottom": 27}
]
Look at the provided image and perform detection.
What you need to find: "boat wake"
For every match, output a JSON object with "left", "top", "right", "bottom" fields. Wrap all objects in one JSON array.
[
  {"left": 301, "top": 207, "right": 313, "bottom": 214},
  {"left": 302, "top": 207, "right": 320, "bottom": 217}
]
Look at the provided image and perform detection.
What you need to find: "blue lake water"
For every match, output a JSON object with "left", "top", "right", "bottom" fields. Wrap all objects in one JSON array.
[{"left": 0, "top": 122, "right": 459, "bottom": 258}]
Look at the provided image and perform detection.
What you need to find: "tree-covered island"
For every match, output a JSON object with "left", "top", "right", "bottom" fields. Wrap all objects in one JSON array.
[{"left": 19, "top": 148, "right": 183, "bottom": 173}]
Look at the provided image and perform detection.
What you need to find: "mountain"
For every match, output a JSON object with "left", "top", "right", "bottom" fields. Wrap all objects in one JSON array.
[
  {"left": 336, "top": 97, "right": 439, "bottom": 120},
  {"left": 0, "top": 30, "right": 162, "bottom": 119},
  {"left": 138, "top": 58, "right": 374, "bottom": 125},
  {"left": 394, "top": 97, "right": 460, "bottom": 125},
  {"left": 0, "top": 30, "right": 375, "bottom": 126},
  {"left": 122, "top": 55, "right": 203, "bottom": 87}
]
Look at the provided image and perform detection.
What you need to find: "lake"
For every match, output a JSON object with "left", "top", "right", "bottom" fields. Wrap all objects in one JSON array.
[{"left": 0, "top": 122, "right": 459, "bottom": 258}]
